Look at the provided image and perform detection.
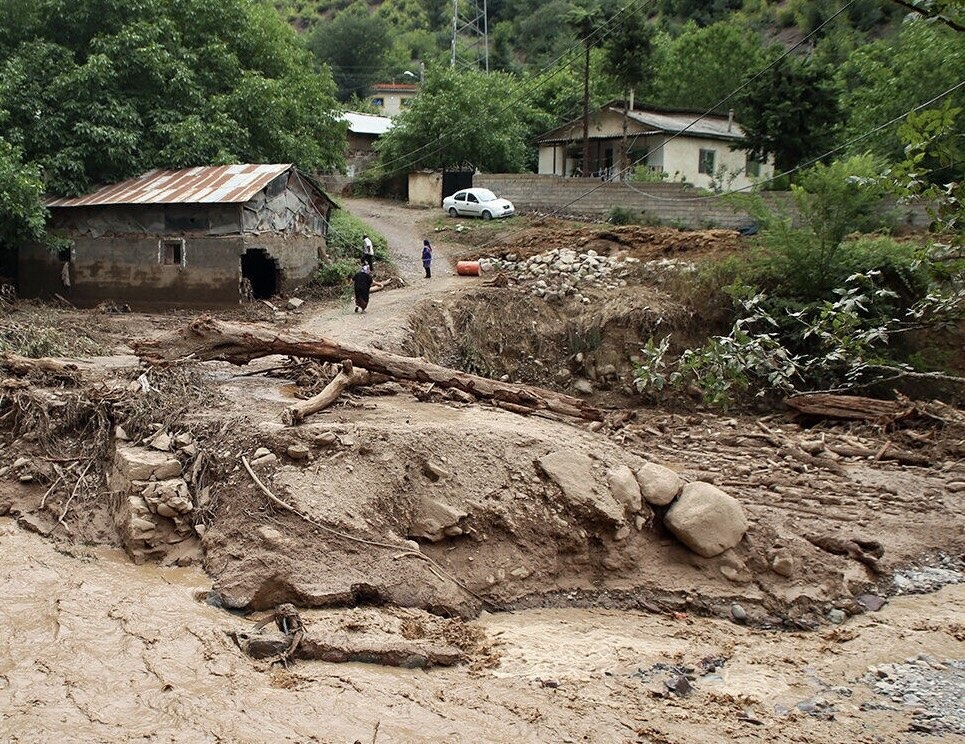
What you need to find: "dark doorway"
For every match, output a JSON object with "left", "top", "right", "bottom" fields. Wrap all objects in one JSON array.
[
  {"left": 241, "top": 248, "right": 280, "bottom": 300},
  {"left": 442, "top": 169, "right": 473, "bottom": 201}
]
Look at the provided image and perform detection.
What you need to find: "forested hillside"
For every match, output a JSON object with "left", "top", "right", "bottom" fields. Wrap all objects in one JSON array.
[{"left": 295, "top": 0, "right": 964, "bottom": 176}]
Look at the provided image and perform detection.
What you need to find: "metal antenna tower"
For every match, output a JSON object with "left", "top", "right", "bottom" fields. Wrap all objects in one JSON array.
[{"left": 450, "top": 0, "right": 489, "bottom": 71}]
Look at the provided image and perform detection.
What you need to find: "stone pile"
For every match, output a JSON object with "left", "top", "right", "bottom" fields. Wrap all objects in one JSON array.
[
  {"left": 109, "top": 438, "right": 202, "bottom": 564},
  {"left": 536, "top": 450, "right": 748, "bottom": 558},
  {"left": 478, "top": 248, "right": 637, "bottom": 304}
]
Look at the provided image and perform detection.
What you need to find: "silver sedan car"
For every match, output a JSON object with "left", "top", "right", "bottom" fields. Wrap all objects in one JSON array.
[{"left": 443, "top": 188, "right": 515, "bottom": 220}]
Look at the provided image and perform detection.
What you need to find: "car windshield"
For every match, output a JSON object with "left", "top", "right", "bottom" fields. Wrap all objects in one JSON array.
[{"left": 474, "top": 189, "right": 498, "bottom": 202}]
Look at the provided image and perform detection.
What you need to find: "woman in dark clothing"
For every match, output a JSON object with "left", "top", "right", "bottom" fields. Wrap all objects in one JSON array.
[
  {"left": 422, "top": 239, "right": 432, "bottom": 278},
  {"left": 353, "top": 259, "right": 373, "bottom": 313}
]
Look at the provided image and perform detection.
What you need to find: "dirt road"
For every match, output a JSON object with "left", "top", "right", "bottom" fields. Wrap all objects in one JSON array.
[{"left": 298, "top": 198, "right": 466, "bottom": 350}]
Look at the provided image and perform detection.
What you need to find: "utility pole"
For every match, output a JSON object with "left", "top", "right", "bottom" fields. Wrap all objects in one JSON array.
[
  {"left": 451, "top": 0, "right": 489, "bottom": 71},
  {"left": 582, "top": 40, "right": 590, "bottom": 177}
]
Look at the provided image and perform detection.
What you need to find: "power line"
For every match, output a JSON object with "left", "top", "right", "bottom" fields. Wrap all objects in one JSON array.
[
  {"left": 372, "top": 0, "right": 658, "bottom": 177},
  {"left": 531, "top": 0, "right": 861, "bottom": 222}
]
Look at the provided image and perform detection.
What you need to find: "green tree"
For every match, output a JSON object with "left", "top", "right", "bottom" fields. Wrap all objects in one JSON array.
[
  {"left": 650, "top": 19, "right": 767, "bottom": 114},
  {"left": 603, "top": 7, "right": 656, "bottom": 174},
  {"left": 375, "top": 67, "right": 531, "bottom": 173},
  {"left": 308, "top": 3, "right": 393, "bottom": 101},
  {"left": 737, "top": 54, "right": 839, "bottom": 173},
  {"left": 0, "top": 137, "right": 47, "bottom": 262},
  {"left": 836, "top": 19, "right": 965, "bottom": 167},
  {"left": 0, "top": 0, "right": 344, "bottom": 198}
]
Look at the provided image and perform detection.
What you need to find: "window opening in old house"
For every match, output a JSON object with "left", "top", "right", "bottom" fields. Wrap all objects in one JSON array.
[
  {"left": 698, "top": 149, "right": 716, "bottom": 175},
  {"left": 372, "top": 97, "right": 384, "bottom": 107},
  {"left": 241, "top": 248, "right": 280, "bottom": 300},
  {"left": 745, "top": 154, "right": 762, "bottom": 178},
  {"left": 160, "top": 238, "right": 185, "bottom": 266}
]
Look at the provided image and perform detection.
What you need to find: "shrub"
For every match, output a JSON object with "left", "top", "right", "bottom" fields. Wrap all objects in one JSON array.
[
  {"left": 326, "top": 208, "right": 389, "bottom": 261},
  {"left": 608, "top": 206, "right": 639, "bottom": 225},
  {"left": 314, "top": 257, "right": 357, "bottom": 287}
]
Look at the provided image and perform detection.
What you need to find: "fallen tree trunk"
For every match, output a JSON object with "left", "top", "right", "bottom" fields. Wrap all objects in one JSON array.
[
  {"left": 785, "top": 393, "right": 911, "bottom": 422},
  {"left": 138, "top": 317, "right": 603, "bottom": 421},
  {"left": 0, "top": 352, "right": 80, "bottom": 380},
  {"left": 284, "top": 360, "right": 388, "bottom": 424}
]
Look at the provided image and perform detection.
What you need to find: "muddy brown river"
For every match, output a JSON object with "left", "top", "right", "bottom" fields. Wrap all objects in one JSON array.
[{"left": 2, "top": 517, "right": 963, "bottom": 743}]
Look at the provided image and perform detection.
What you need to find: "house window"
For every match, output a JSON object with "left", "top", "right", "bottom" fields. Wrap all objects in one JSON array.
[
  {"left": 371, "top": 97, "right": 384, "bottom": 107},
  {"left": 401, "top": 97, "right": 412, "bottom": 108},
  {"left": 160, "top": 238, "right": 185, "bottom": 267},
  {"left": 745, "top": 153, "right": 762, "bottom": 178},
  {"left": 698, "top": 148, "right": 716, "bottom": 175}
]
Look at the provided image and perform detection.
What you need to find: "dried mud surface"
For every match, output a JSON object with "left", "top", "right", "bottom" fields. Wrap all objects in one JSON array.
[
  {"left": 2, "top": 523, "right": 963, "bottom": 743},
  {"left": 1, "top": 200, "right": 963, "bottom": 741}
]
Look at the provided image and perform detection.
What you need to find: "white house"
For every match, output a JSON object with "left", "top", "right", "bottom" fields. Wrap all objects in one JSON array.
[
  {"left": 536, "top": 103, "right": 772, "bottom": 191},
  {"left": 368, "top": 82, "right": 419, "bottom": 117}
]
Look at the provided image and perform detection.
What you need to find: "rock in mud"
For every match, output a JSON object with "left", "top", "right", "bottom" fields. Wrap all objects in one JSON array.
[
  {"left": 17, "top": 512, "right": 53, "bottom": 537},
  {"left": 251, "top": 453, "right": 278, "bottom": 468},
  {"left": 149, "top": 431, "right": 173, "bottom": 452},
  {"left": 770, "top": 548, "right": 795, "bottom": 578},
  {"left": 538, "top": 450, "right": 624, "bottom": 525},
  {"left": 573, "top": 379, "right": 594, "bottom": 395},
  {"left": 607, "top": 465, "right": 642, "bottom": 512},
  {"left": 635, "top": 462, "right": 683, "bottom": 506},
  {"left": 409, "top": 496, "right": 468, "bottom": 542},
  {"left": 111, "top": 446, "right": 182, "bottom": 488},
  {"left": 287, "top": 444, "right": 311, "bottom": 461},
  {"left": 664, "top": 482, "right": 748, "bottom": 558},
  {"left": 856, "top": 593, "right": 886, "bottom": 612},
  {"left": 828, "top": 609, "right": 847, "bottom": 624},
  {"left": 422, "top": 460, "right": 450, "bottom": 482}
]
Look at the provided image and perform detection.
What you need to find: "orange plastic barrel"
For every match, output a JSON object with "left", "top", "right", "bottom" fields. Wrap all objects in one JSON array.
[{"left": 456, "top": 260, "right": 481, "bottom": 276}]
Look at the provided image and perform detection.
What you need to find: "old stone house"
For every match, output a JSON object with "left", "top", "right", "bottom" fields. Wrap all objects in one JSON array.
[
  {"left": 20, "top": 164, "right": 335, "bottom": 307},
  {"left": 537, "top": 102, "right": 773, "bottom": 191}
]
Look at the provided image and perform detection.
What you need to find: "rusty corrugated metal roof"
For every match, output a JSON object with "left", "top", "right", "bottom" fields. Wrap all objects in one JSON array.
[{"left": 46, "top": 164, "right": 294, "bottom": 208}]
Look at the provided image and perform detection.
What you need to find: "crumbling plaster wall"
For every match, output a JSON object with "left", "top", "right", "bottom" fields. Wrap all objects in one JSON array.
[{"left": 20, "top": 175, "right": 333, "bottom": 306}]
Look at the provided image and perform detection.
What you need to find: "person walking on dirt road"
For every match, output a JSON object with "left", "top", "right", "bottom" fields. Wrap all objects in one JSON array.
[
  {"left": 362, "top": 234, "right": 375, "bottom": 270},
  {"left": 353, "top": 258, "right": 373, "bottom": 313},
  {"left": 422, "top": 238, "right": 432, "bottom": 278}
]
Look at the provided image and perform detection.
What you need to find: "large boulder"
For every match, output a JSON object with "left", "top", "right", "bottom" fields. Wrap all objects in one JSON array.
[
  {"left": 635, "top": 462, "right": 683, "bottom": 506},
  {"left": 538, "top": 450, "right": 624, "bottom": 525},
  {"left": 664, "top": 482, "right": 748, "bottom": 558},
  {"left": 607, "top": 465, "right": 642, "bottom": 512}
]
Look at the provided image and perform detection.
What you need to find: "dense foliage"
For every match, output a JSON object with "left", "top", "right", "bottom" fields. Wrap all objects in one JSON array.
[
  {"left": 0, "top": 0, "right": 344, "bottom": 198},
  {"left": 375, "top": 67, "right": 532, "bottom": 173}
]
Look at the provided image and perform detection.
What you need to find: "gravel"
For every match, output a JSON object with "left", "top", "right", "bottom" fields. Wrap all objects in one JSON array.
[
  {"left": 892, "top": 555, "right": 965, "bottom": 595},
  {"left": 862, "top": 656, "right": 965, "bottom": 736}
]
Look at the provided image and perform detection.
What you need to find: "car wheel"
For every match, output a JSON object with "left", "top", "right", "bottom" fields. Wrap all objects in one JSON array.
[
  {"left": 482, "top": 210, "right": 492, "bottom": 221},
  {"left": 448, "top": 207, "right": 458, "bottom": 217}
]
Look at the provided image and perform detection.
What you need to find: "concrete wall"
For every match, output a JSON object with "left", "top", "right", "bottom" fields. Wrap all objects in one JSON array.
[
  {"left": 369, "top": 91, "right": 415, "bottom": 117},
  {"left": 409, "top": 171, "right": 443, "bottom": 207},
  {"left": 475, "top": 174, "right": 933, "bottom": 230}
]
